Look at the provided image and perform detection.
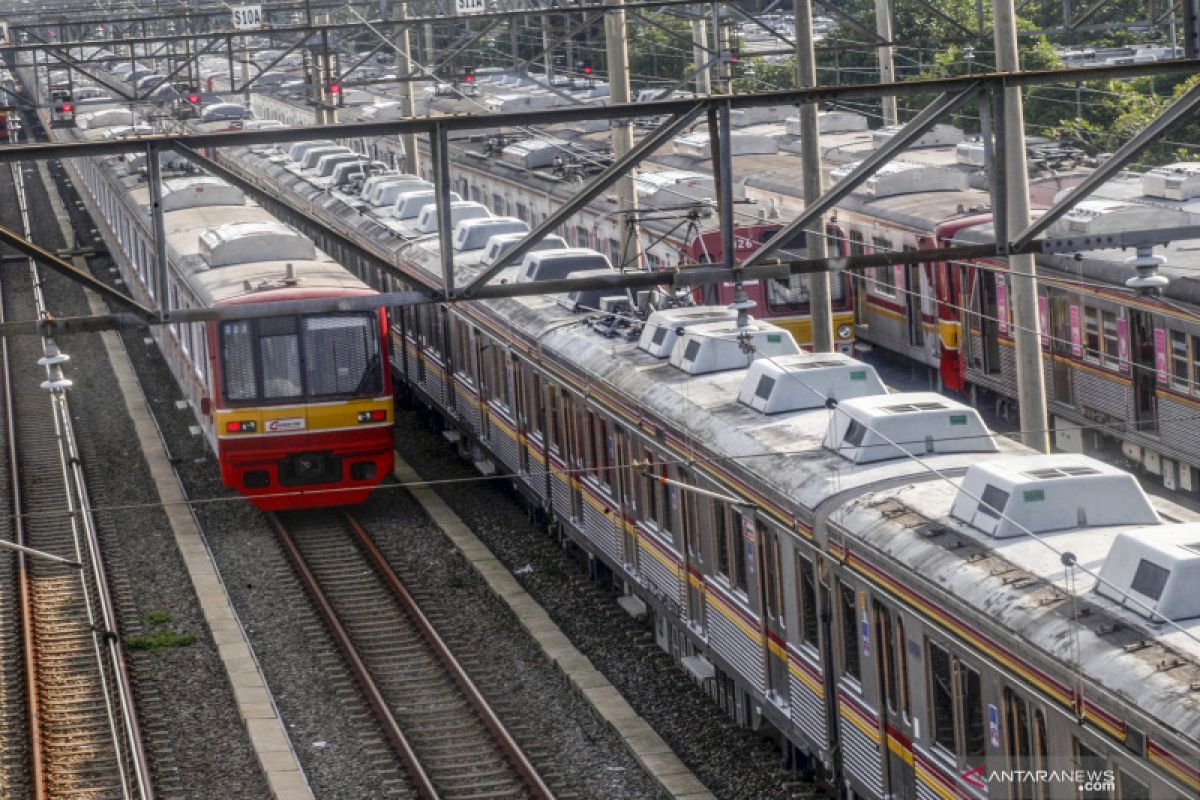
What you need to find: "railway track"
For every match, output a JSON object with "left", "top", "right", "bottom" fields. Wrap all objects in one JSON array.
[
  {"left": 270, "top": 508, "right": 555, "bottom": 800},
  {"left": 0, "top": 126, "right": 152, "bottom": 799}
]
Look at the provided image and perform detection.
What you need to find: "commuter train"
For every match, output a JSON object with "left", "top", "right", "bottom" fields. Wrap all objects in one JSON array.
[
  {"left": 249, "top": 82, "right": 1200, "bottom": 497},
  {"left": 33, "top": 102, "right": 394, "bottom": 510},
  {"left": 199, "top": 127, "right": 1200, "bottom": 800}
]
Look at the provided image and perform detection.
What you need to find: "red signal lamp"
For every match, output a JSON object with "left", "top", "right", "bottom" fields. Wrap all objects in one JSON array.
[
  {"left": 187, "top": 94, "right": 201, "bottom": 104},
  {"left": 329, "top": 83, "right": 342, "bottom": 94},
  {"left": 60, "top": 103, "right": 73, "bottom": 113},
  {"left": 582, "top": 65, "right": 592, "bottom": 75}
]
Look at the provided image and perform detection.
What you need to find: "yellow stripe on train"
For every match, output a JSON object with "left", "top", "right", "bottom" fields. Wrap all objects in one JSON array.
[{"left": 215, "top": 397, "right": 392, "bottom": 438}]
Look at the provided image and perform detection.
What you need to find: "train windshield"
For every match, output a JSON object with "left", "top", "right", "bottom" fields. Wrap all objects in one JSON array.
[
  {"left": 765, "top": 274, "right": 847, "bottom": 311},
  {"left": 221, "top": 313, "right": 382, "bottom": 404}
]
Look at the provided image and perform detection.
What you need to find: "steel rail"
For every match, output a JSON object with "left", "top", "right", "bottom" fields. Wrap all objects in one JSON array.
[
  {"left": 5, "top": 113, "right": 152, "bottom": 800},
  {"left": 267, "top": 512, "right": 439, "bottom": 799},
  {"left": 341, "top": 511, "right": 554, "bottom": 800}
]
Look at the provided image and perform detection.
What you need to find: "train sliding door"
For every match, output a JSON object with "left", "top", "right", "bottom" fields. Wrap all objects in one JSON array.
[
  {"left": 1048, "top": 293, "right": 1074, "bottom": 404},
  {"left": 1128, "top": 309, "right": 1159, "bottom": 433},
  {"left": 873, "top": 601, "right": 915, "bottom": 799}
]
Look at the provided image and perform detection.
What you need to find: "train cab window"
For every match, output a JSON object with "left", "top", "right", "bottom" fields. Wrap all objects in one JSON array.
[
  {"left": 259, "top": 316, "right": 303, "bottom": 400},
  {"left": 838, "top": 582, "right": 861, "bottom": 681},
  {"left": 304, "top": 315, "right": 381, "bottom": 397},
  {"left": 222, "top": 321, "right": 258, "bottom": 401},
  {"left": 796, "top": 553, "right": 818, "bottom": 648},
  {"left": 766, "top": 274, "right": 847, "bottom": 312}
]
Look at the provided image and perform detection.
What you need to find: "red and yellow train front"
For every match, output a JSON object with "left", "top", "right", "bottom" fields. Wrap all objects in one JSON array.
[{"left": 209, "top": 305, "right": 394, "bottom": 510}]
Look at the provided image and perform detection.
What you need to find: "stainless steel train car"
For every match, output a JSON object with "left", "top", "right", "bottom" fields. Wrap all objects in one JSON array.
[
  {"left": 245, "top": 76, "right": 1200, "bottom": 506},
  {"left": 207, "top": 117, "right": 1200, "bottom": 800}
]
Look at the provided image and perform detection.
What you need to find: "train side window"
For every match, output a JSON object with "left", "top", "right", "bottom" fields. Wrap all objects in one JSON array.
[
  {"left": 1170, "top": 330, "right": 1189, "bottom": 390},
  {"left": 796, "top": 553, "right": 818, "bottom": 648},
  {"left": 592, "top": 414, "right": 611, "bottom": 490},
  {"left": 1083, "top": 307, "right": 1101, "bottom": 361},
  {"left": 871, "top": 237, "right": 896, "bottom": 297},
  {"left": 928, "top": 640, "right": 956, "bottom": 754},
  {"left": 961, "top": 663, "right": 985, "bottom": 768},
  {"left": 546, "top": 386, "right": 562, "bottom": 453},
  {"left": 451, "top": 318, "right": 473, "bottom": 381},
  {"left": 523, "top": 370, "right": 542, "bottom": 436},
  {"left": 713, "top": 500, "right": 731, "bottom": 581},
  {"left": 878, "top": 604, "right": 898, "bottom": 714},
  {"left": 1073, "top": 739, "right": 1111, "bottom": 800},
  {"left": 1101, "top": 311, "right": 1119, "bottom": 367},
  {"left": 640, "top": 450, "right": 659, "bottom": 525},
  {"left": 1117, "top": 769, "right": 1147, "bottom": 799},
  {"left": 837, "top": 582, "right": 861, "bottom": 681},
  {"left": 894, "top": 616, "right": 911, "bottom": 718},
  {"left": 731, "top": 511, "right": 749, "bottom": 593},
  {"left": 759, "top": 521, "right": 783, "bottom": 622},
  {"left": 1191, "top": 335, "right": 1200, "bottom": 396}
]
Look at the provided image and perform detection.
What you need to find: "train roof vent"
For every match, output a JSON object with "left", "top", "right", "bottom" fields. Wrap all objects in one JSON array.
[
  {"left": 287, "top": 139, "right": 337, "bottom": 162},
  {"left": 161, "top": 177, "right": 244, "bottom": 211},
  {"left": 635, "top": 170, "right": 715, "bottom": 207},
  {"left": 557, "top": 269, "right": 618, "bottom": 312},
  {"left": 370, "top": 178, "right": 432, "bottom": 207},
  {"left": 361, "top": 172, "right": 414, "bottom": 198},
  {"left": 949, "top": 454, "right": 1159, "bottom": 538},
  {"left": 415, "top": 201, "right": 491, "bottom": 234},
  {"left": 1141, "top": 162, "right": 1200, "bottom": 200},
  {"left": 784, "top": 109, "right": 869, "bottom": 136},
  {"left": 1047, "top": 199, "right": 1193, "bottom": 236},
  {"left": 392, "top": 190, "right": 462, "bottom": 220},
  {"left": 669, "top": 321, "right": 799, "bottom": 375},
  {"left": 502, "top": 137, "right": 562, "bottom": 169},
  {"left": 516, "top": 248, "right": 611, "bottom": 283},
  {"left": 1095, "top": 524, "right": 1200, "bottom": 622},
  {"left": 301, "top": 145, "right": 353, "bottom": 170},
  {"left": 871, "top": 123, "right": 964, "bottom": 149},
  {"left": 198, "top": 222, "right": 315, "bottom": 267},
  {"left": 823, "top": 391, "right": 994, "bottom": 464},
  {"left": 480, "top": 233, "right": 568, "bottom": 267},
  {"left": 638, "top": 306, "right": 738, "bottom": 358},
  {"left": 830, "top": 160, "right": 968, "bottom": 197},
  {"left": 454, "top": 217, "right": 528, "bottom": 251},
  {"left": 673, "top": 131, "right": 779, "bottom": 157},
  {"left": 314, "top": 152, "right": 365, "bottom": 177},
  {"left": 739, "top": 353, "right": 886, "bottom": 414},
  {"left": 79, "top": 108, "right": 141, "bottom": 129}
]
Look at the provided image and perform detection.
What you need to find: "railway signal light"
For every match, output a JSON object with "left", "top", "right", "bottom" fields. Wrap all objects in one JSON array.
[
  {"left": 60, "top": 103, "right": 72, "bottom": 113},
  {"left": 187, "top": 93, "right": 200, "bottom": 105},
  {"left": 577, "top": 59, "right": 592, "bottom": 76},
  {"left": 462, "top": 66, "right": 475, "bottom": 83}
]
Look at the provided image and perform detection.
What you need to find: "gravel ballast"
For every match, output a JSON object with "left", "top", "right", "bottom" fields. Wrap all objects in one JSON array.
[{"left": 15, "top": 151, "right": 271, "bottom": 797}]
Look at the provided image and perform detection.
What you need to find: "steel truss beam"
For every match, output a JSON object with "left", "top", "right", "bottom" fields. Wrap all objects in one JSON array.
[
  {"left": 0, "top": 221, "right": 156, "bottom": 319},
  {"left": 3, "top": 61, "right": 1197, "bottom": 166},
  {"left": 11, "top": 226, "right": 1200, "bottom": 338},
  {"left": 1013, "top": 77, "right": 1200, "bottom": 251},
  {"left": 459, "top": 102, "right": 708, "bottom": 297},
  {"left": 743, "top": 81, "right": 982, "bottom": 267},
  {"left": 235, "top": 36, "right": 314, "bottom": 94}
]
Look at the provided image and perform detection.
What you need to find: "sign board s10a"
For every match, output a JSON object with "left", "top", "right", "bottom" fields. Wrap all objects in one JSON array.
[
  {"left": 232, "top": 6, "right": 263, "bottom": 29},
  {"left": 455, "top": 0, "right": 486, "bottom": 15}
]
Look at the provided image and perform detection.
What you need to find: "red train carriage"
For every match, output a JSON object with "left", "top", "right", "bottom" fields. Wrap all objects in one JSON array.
[
  {"left": 680, "top": 223, "right": 857, "bottom": 352},
  {"left": 200, "top": 273, "right": 394, "bottom": 510}
]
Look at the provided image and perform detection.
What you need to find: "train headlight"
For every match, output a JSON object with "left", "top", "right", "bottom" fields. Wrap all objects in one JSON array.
[
  {"left": 837, "top": 324, "right": 854, "bottom": 339},
  {"left": 226, "top": 420, "right": 257, "bottom": 433},
  {"left": 358, "top": 409, "right": 388, "bottom": 423}
]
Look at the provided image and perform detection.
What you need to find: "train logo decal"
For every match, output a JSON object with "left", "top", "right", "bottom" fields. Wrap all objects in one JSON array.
[{"left": 266, "top": 417, "right": 305, "bottom": 432}]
